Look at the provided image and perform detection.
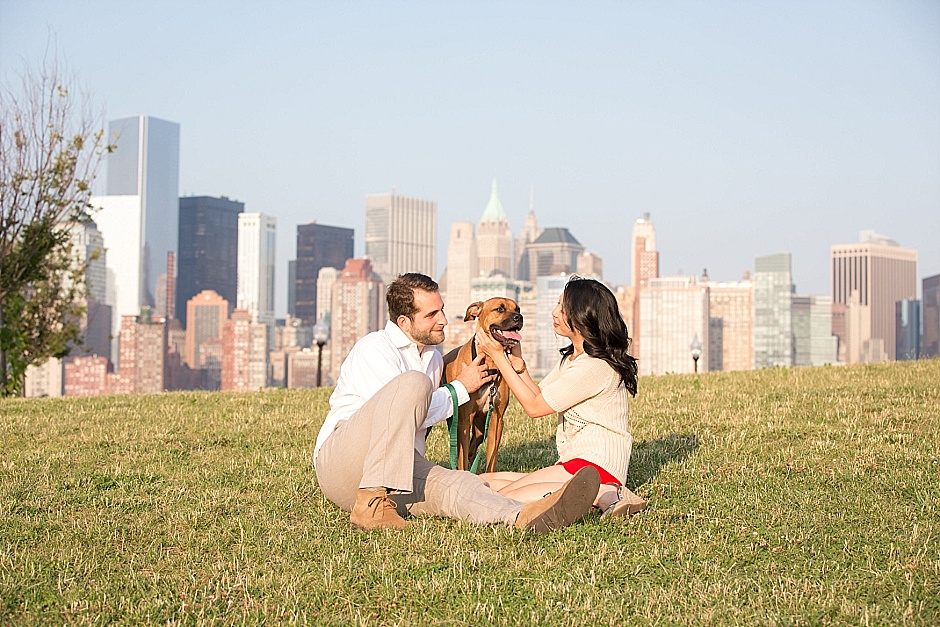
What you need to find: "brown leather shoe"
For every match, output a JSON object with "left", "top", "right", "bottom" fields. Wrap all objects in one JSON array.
[
  {"left": 350, "top": 488, "right": 411, "bottom": 530},
  {"left": 601, "top": 486, "right": 648, "bottom": 519},
  {"left": 514, "top": 466, "right": 600, "bottom": 533}
]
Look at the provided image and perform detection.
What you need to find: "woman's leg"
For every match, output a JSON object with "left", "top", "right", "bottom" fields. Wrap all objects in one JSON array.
[
  {"left": 478, "top": 471, "right": 527, "bottom": 492},
  {"left": 496, "top": 465, "right": 621, "bottom": 508}
]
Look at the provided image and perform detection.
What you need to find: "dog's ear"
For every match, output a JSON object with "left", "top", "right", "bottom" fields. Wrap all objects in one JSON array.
[{"left": 464, "top": 302, "right": 484, "bottom": 321}]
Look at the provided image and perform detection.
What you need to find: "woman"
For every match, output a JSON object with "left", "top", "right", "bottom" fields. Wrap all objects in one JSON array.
[{"left": 476, "top": 276, "right": 646, "bottom": 518}]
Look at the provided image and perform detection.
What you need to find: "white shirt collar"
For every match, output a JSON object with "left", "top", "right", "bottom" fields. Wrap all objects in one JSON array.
[
  {"left": 385, "top": 319, "right": 415, "bottom": 350},
  {"left": 385, "top": 319, "right": 437, "bottom": 357}
]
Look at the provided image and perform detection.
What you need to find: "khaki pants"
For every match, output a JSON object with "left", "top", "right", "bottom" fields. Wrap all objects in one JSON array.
[{"left": 315, "top": 371, "right": 524, "bottom": 525}]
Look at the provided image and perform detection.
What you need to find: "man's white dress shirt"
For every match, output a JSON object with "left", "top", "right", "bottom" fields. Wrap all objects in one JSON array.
[{"left": 313, "top": 320, "right": 470, "bottom": 465}]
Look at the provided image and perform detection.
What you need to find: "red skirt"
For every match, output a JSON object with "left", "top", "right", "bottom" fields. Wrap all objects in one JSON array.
[{"left": 558, "top": 458, "right": 621, "bottom": 486}]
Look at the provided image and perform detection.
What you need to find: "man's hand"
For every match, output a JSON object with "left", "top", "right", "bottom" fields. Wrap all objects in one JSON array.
[{"left": 455, "top": 353, "right": 494, "bottom": 394}]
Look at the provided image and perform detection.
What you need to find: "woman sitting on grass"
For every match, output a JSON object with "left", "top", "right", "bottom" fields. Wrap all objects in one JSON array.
[{"left": 476, "top": 276, "right": 647, "bottom": 519}]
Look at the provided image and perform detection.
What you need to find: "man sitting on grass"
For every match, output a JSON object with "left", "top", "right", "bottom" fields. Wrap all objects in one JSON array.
[{"left": 313, "top": 273, "right": 599, "bottom": 532}]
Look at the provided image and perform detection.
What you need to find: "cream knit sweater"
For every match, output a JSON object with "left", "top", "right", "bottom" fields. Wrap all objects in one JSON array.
[{"left": 539, "top": 352, "right": 632, "bottom": 484}]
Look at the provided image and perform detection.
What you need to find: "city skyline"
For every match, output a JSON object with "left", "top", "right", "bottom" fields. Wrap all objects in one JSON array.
[{"left": 2, "top": 1, "right": 938, "bottom": 317}]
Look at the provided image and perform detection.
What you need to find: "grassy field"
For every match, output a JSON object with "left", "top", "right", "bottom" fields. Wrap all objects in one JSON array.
[{"left": 1, "top": 359, "right": 938, "bottom": 625}]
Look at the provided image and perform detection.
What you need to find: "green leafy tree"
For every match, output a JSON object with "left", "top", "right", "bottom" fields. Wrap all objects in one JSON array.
[{"left": 0, "top": 56, "right": 112, "bottom": 396}]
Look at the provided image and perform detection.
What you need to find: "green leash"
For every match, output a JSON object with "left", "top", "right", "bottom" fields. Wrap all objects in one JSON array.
[{"left": 444, "top": 382, "right": 494, "bottom": 474}]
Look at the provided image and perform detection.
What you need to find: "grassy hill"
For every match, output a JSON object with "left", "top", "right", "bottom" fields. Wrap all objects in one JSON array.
[{"left": 1, "top": 360, "right": 938, "bottom": 625}]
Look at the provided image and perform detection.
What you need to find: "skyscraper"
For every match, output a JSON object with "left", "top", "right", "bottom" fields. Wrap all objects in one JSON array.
[
  {"left": 895, "top": 300, "right": 921, "bottom": 361},
  {"left": 704, "top": 277, "right": 753, "bottom": 372},
  {"left": 534, "top": 274, "right": 571, "bottom": 378},
  {"left": 754, "top": 253, "right": 794, "bottom": 368},
  {"left": 237, "top": 212, "right": 277, "bottom": 325},
  {"left": 922, "top": 274, "right": 940, "bottom": 358},
  {"left": 24, "top": 359, "right": 63, "bottom": 398},
  {"left": 316, "top": 266, "right": 340, "bottom": 324},
  {"left": 287, "top": 260, "right": 297, "bottom": 317},
  {"left": 522, "top": 228, "right": 584, "bottom": 281},
  {"left": 631, "top": 213, "right": 659, "bottom": 362},
  {"left": 638, "top": 276, "right": 710, "bottom": 376},
  {"left": 64, "top": 355, "right": 108, "bottom": 397},
  {"left": 576, "top": 251, "right": 603, "bottom": 279},
  {"left": 221, "top": 309, "right": 269, "bottom": 390},
  {"left": 831, "top": 231, "right": 917, "bottom": 363},
  {"left": 184, "top": 290, "right": 229, "bottom": 370},
  {"left": 109, "top": 311, "right": 166, "bottom": 394},
  {"left": 295, "top": 222, "right": 354, "bottom": 325},
  {"left": 792, "top": 295, "right": 839, "bottom": 367},
  {"left": 329, "top": 259, "right": 384, "bottom": 383},
  {"left": 176, "top": 196, "right": 243, "bottom": 328},
  {"left": 66, "top": 220, "right": 111, "bottom": 360},
  {"left": 515, "top": 187, "right": 542, "bottom": 280},
  {"left": 365, "top": 190, "right": 436, "bottom": 285},
  {"left": 477, "top": 180, "right": 513, "bottom": 278},
  {"left": 442, "top": 221, "right": 478, "bottom": 316},
  {"left": 91, "top": 115, "right": 179, "bottom": 361}
]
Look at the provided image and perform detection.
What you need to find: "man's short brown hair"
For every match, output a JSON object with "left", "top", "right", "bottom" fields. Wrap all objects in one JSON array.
[{"left": 386, "top": 273, "right": 440, "bottom": 321}]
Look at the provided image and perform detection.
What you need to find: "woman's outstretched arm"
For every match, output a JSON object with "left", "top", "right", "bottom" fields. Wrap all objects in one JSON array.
[{"left": 475, "top": 331, "right": 555, "bottom": 418}]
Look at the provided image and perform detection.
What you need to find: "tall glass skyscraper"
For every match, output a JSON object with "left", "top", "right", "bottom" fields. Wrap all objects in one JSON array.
[
  {"left": 753, "top": 252, "right": 794, "bottom": 369},
  {"left": 895, "top": 300, "right": 921, "bottom": 361},
  {"left": 237, "top": 212, "right": 277, "bottom": 325},
  {"left": 923, "top": 274, "right": 940, "bottom": 358},
  {"left": 176, "top": 196, "right": 243, "bottom": 328},
  {"left": 295, "top": 223, "right": 354, "bottom": 325},
  {"left": 91, "top": 115, "right": 180, "bottom": 363}
]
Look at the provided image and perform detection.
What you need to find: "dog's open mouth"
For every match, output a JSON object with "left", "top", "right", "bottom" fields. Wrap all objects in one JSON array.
[{"left": 490, "top": 324, "right": 522, "bottom": 348}]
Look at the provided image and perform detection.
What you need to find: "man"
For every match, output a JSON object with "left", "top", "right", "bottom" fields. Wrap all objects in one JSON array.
[{"left": 314, "top": 273, "right": 599, "bottom": 532}]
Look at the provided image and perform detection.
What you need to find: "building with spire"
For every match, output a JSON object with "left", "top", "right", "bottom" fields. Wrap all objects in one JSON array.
[
  {"left": 477, "top": 179, "right": 513, "bottom": 278},
  {"left": 516, "top": 186, "right": 542, "bottom": 280}
]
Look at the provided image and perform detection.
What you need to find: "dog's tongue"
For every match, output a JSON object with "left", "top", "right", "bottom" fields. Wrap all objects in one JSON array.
[{"left": 500, "top": 330, "right": 522, "bottom": 342}]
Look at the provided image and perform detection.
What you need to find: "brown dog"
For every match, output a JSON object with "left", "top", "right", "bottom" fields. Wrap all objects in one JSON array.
[{"left": 442, "top": 297, "right": 523, "bottom": 473}]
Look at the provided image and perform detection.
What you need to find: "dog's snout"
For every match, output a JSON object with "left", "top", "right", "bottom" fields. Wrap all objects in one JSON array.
[{"left": 512, "top": 312, "right": 523, "bottom": 324}]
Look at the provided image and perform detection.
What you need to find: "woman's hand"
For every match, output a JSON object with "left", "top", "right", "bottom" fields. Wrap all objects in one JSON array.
[
  {"left": 476, "top": 332, "right": 527, "bottom": 374},
  {"left": 474, "top": 330, "right": 505, "bottom": 359}
]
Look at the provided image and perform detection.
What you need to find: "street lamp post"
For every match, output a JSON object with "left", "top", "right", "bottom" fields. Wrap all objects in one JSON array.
[
  {"left": 313, "top": 319, "right": 330, "bottom": 387},
  {"left": 690, "top": 335, "right": 702, "bottom": 374}
]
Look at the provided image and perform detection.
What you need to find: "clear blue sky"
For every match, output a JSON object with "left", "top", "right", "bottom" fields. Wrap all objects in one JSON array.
[{"left": 3, "top": 0, "right": 938, "bottom": 317}]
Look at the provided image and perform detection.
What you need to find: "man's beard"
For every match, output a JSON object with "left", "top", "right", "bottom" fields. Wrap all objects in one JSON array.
[{"left": 412, "top": 328, "right": 445, "bottom": 346}]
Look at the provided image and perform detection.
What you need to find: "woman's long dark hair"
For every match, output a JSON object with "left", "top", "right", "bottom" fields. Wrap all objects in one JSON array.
[{"left": 558, "top": 276, "right": 638, "bottom": 396}]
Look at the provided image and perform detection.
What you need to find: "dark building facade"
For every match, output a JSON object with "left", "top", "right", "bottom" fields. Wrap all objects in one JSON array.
[
  {"left": 295, "top": 223, "right": 354, "bottom": 324},
  {"left": 923, "top": 274, "right": 940, "bottom": 358},
  {"left": 176, "top": 196, "right": 243, "bottom": 328},
  {"left": 522, "top": 227, "right": 584, "bottom": 281}
]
